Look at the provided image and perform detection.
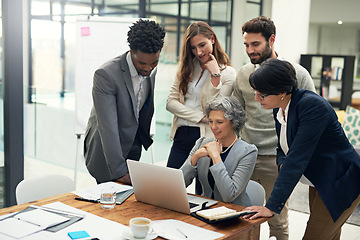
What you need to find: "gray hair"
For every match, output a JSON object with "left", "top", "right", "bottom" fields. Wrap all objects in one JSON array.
[{"left": 204, "top": 96, "right": 247, "bottom": 134}]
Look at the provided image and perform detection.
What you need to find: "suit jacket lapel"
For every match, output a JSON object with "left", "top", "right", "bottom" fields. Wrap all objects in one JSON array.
[
  {"left": 120, "top": 52, "right": 138, "bottom": 119},
  {"left": 286, "top": 89, "right": 301, "bottom": 148}
]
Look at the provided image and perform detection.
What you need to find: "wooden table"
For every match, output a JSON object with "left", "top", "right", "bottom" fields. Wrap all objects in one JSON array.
[{"left": 0, "top": 192, "right": 268, "bottom": 240}]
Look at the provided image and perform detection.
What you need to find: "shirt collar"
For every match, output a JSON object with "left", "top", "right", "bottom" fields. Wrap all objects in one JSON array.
[
  {"left": 126, "top": 52, "right": 139, "bottom": 78},
  {"left": 276, "top": 99, "right": 291, "bottom": 125}
]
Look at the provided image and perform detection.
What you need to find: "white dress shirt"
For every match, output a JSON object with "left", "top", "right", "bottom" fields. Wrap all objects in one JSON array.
[
  {"left": 126, "top": 52, "right": 150, "bottom": 119},
  {"left": 276, "top": 100, "right": 314, "bottom": 187}
]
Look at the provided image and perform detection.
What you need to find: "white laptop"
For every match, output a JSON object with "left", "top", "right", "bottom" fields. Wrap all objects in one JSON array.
[{"left": 127, "top": 160, "right": 218, "bottom": 214}]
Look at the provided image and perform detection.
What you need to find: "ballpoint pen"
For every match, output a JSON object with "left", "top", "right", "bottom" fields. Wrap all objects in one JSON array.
[
  {"left": 176, "top": 227, "right": 188, "bottom": 239},
  {"left": 74, "top": 197, "right": 99, "bottom": 203}
]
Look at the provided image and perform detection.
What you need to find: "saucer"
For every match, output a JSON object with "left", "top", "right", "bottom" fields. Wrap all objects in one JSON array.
[{"left": 123, "top": 229, "right": 157, "bottom": 240}]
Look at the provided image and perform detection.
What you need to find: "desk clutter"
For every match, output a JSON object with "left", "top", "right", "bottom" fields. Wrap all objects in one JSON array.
[
  {"left": 0, "top": 181, "right": 268, "bottom": 239},
  {"left": 0, "top": 202, "right": 224, "bottom": 239},
  {"left": 0, "top": 182, "right": 224, "bottom": 239},
  {"left": 0, "top": 202, "right": 124, "bottom": 240}
]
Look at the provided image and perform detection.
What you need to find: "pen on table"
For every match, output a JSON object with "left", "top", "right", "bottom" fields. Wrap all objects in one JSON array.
[
  {"left": 74, "top": 197, "right": 99, "bottom": 203},
  {"left": 176, "top": 227, "right": 188, "bottom": 239}
]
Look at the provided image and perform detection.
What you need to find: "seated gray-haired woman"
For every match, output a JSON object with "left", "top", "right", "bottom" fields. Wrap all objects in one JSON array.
[{"left": 180, "top": 96, "right": 258, "bottom": 206}]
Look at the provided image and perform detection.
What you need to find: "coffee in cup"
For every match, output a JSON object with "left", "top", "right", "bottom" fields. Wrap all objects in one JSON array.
[{"left": 129, "top": 217, "right": 152, "bottom": 238}]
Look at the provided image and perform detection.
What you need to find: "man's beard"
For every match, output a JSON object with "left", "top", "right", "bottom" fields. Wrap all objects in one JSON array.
[{"left": 249, "top": 43, "right": 273, "bottom": 64}]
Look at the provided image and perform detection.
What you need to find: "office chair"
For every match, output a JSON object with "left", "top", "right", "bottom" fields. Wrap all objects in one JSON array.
[
  {"left": 246, "top": 180, "right": 266, "bottom": 206},
  {"left": 16, "top": 174, "right": 75, "bottom": 204}
]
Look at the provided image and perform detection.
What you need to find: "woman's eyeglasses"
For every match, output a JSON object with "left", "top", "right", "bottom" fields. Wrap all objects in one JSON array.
[{"left": 254, "top": 91, "right": 279, "bottom": 100}]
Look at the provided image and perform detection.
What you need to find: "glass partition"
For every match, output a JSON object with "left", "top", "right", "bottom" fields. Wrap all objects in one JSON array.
[
  {"left": 0, "top": 0, "right": 4, "bottom": 208},
  {"left": 21, "top": 0, "right": 261, "bottom": 191}
]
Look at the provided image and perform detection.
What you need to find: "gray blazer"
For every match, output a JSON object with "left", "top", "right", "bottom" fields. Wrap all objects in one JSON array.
[
  {"left": 84, "top": 52, "right": 155, "bottom": 183},
  {"left": 181, "top": 137, "right": 258, "bottom": 207}
]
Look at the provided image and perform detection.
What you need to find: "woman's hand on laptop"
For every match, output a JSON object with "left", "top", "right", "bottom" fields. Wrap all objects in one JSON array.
[{"left": 116, "top": 173, "right": 132, "bottom": 185}]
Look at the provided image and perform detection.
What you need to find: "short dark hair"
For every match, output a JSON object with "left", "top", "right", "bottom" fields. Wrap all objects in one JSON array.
[
  {"left": 242, "top": 16, "right": 276, "bottom": 41},
  {"left": 204, "top": 96, "right": 247, "bottom": 134},
  {"left": 249, "top": 58, "right": 298, "bottom": 95},
  {"left": 127, "top": 19, "right": 166, "bottom": 53}
]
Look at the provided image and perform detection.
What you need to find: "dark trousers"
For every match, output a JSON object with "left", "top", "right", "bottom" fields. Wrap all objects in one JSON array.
[
  {"left": 167, "top": 126, "right": 200, "bottom": 168},
  {"left": 96, "top": 130, "right": 143, "bottom": 184},
  {"left": 167, "top": 126, "right": 202, "bottom": 194}
]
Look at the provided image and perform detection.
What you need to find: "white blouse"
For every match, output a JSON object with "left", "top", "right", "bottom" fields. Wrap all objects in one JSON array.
[
  {"left": 177, "top": 62, "right": 210, "bottom": 128},
  {"left": 276, "top": 100, "right": 314, "bottom": 187}
]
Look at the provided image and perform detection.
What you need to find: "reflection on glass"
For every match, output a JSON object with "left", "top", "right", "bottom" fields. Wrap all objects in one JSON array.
[
  {"left": 311, "top": 56, "right": 323, "bottom": 79},
  {"left": 190, "top": 2, "right": 208, "bottom": 19},
  {"left": 31, "top": 1, "right": 51, "bottom": 16},
  {"left": 19, "top": 0, "right": 240, "bottom": 208},
  {"left": 245, "top": 3, "right": 260, "bottom": 22},
  {"left": 149, "top": 3, "right": 178, "bottom": 16},
  {"left": 212, "top": 26, "right": 228, "bottom": 53},
  {"left": 181, "top": 3, "right": 189, "bottom": 17},
  {"left": 0, "top": 12, "right": 4, "bottom": 208},
  {"left": 31, "top": 20, "right": 62, "bottom": 95},
  {"left": 331, "top": 57, "right": 345, "bottom": 68},
  {"left": 211, "top": 1, "right": 231, "bottom": 22}
]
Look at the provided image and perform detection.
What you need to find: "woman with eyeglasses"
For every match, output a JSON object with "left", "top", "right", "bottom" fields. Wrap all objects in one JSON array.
[
  {"left": 181, "top": 96, "right": 258, "bottom": 206},
  {"left": 242, "top": 58, "right": 360, "bottom": 240}
]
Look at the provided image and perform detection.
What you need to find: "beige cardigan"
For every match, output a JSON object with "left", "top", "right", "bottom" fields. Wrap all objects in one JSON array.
[{"left": 166, "top": 59, "right": 236, "bottom": 140}]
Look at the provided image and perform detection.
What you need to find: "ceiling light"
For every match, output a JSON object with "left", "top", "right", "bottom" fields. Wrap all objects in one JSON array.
[{"left": 337, "top": 20, "right": 343, "bottom": 25}]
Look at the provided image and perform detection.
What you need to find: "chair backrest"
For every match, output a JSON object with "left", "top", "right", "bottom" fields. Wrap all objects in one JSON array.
[
  {"left": 16, "top": 174, "right": 74, "bottom": 204},
  {"left": 246, "top": 180, "right": 266, "bottom": 206}
]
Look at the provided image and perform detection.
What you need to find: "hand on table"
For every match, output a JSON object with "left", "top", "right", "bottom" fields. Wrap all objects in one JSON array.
[
  {"left": 241, "top": 206, "right": 275, "bottom": 220},
  {"left": 116, "top": 173, "right": 132, "bottom": 185}
]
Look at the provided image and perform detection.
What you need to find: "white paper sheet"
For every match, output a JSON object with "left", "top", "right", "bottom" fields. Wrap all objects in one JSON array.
[
  {"left": 72, "top": 182, "right": 133, "bottom": 200},
  {"left": 0, "top": 202, "right": 129, "bottom": 240},
  {"left": 16, "top": 209, "right": 70, "bottom": 228},
  {"left": 153, "top": 219, "right": 224, "bottom": 240},
  {"left": 0, "top": 218, "right": 44, "bottom": 239}
]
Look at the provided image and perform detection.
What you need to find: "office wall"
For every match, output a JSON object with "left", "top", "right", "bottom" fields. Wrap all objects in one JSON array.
[
  {"left": 230, "top": 0, "right": 247, "bottom": 70},
  {"left": 308, "top": 24, "right": 358, "bottom": 55},
  {"left": 310, "top": 0, "right": 360, "bottom": 24},
  {"left": 271, "top": 0, "right": 311, "bottom": 63}
]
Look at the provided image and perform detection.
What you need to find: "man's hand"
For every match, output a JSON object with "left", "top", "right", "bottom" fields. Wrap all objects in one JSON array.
[{"left": 116, "top": 173, "right": 132, "bottom": 185}]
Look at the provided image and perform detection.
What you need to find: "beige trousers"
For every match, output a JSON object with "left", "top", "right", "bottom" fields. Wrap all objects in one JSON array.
[
  {"left": 303, "top": 187, "right": 360, "bottom": 240},
  {"left": 251, "top": 155, "right": 289, "bottom": 240}
]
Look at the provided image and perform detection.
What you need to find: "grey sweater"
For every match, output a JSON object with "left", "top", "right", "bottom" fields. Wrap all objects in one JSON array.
[{"left": 233, "top": 61, "right": 315, "bottom": 155}]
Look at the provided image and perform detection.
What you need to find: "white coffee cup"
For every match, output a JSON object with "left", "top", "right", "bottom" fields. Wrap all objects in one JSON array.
[{"left": 129, "top": 217, "right": 152, "bottom": 238}]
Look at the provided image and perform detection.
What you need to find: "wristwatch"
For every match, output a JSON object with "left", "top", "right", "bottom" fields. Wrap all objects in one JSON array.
[{"left": 211, "top": 72, "right": 221, "bottom": 78}]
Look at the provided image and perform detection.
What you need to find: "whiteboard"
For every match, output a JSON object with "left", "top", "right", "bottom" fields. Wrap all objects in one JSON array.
[{"left": 74, "top": 17, "right": 139, "bottom": 135}]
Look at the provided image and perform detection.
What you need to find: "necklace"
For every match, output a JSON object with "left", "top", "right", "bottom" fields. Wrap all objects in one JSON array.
[{"left": 220, "top": 137, "right": 238, "bottom": 154}]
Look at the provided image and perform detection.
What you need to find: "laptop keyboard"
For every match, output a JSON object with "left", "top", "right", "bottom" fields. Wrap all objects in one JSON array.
[{"left": 189, "top": 202, "right": 199, "bottom": 209}]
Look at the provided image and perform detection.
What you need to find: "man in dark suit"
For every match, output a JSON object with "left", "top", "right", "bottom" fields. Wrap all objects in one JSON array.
[{"left": 84, "top": 19, "right": 166, "bottom": 184}]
